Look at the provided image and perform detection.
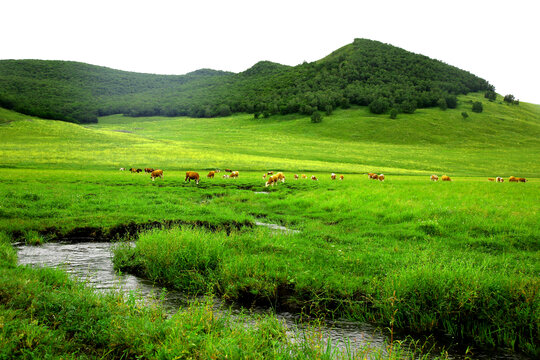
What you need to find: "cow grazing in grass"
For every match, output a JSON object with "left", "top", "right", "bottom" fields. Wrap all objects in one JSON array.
[
  {"left": 185, "top": 171, "right": 200, "bottom": 184},
  {"left": 431, "top": 175, "right": 439, "bottom": 181},
  {"left": 369, "top": 173, "right": 379, "bottom": 180},
  {"left": 331, "top": 173, "right": 337, "bottom": 180},
  {"left": 518, "top": 177, "right": 527, "bottom": 182},
  {"left": 496, "top": 177, "right": 504, "bottom": 183},
  {"left": 130, "top": 168, "right": 137, "bottom": 173},
  {"left": 265, "top": 174, "right": 279, "bottom": 187},
  {"left": 442, "top": 175, "right": 452, "bottom": 181},
  {"left": 378, "top": 174, "right": 385, "bottom": 181},
  {"left": 230, "top": 171, "right": 239, "bottom": 178},
  {"left": 294, "top": 174, "right": 299, "bottom": 180},
  {"left": 223, "top": 174, "right": 229, "bottom": 179},
  {"left": 311, "top": 175, "right": 318, "bottom": 181},
  {"left": 136, "top": 169, "right": 143, "bottom": 173},
  {"left": 262, "top": 173, "right": 267, "bottom": 179},
  {"left": 119, "top": 168, "right": 125, "bottom": 171},
  {"left": 509, "top": 176, "right": 518, "bottom": 182},
  {"left": 488, "top": 178, "right": 495, "bottom": 182},
  {"left": 150, "top": 169, "right": 163, "bottom": 181},
  {"left": 265, "top": 173, "right": 284, "bottom": 187},
  {"left": 225, "top": 169, "right": 232, "bottom": 173},
  {"left": 339, "top": 175, "right": 344, "bottom": 180},
  {"left": 207, "top": 171, "right": 215, "bottom": 178},
  {"left": 144, "top": 168, "right": 154, "bottom": 173},
  {"left": 301, "top": 174, "right": 307, "bottom": 179},
  {"left": 267, "top": 171, "right": 274, "bottom": 175}
]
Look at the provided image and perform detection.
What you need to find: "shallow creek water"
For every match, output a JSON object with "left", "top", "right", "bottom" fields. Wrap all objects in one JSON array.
[{"left": 16, "top": 242, "right": 528, "bottom": 359}]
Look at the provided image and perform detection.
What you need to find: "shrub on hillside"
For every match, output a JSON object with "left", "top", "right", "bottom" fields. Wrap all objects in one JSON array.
[
  {"left": 484, "top": 90, "right": 497, "bottom": 101},
  {"left": 400, "top": 99, "right": 417, "bottom": 114},
  {"left": 438, "top": 98, "right": 448, "bottom": 110},
  {"left": 216, "top": 104, "right": 231, "bottom": 117},
  {"left": 325, "top": 105, "right": 333, "bottom": 116},
  {"left": 503, "top": 94, "right": 519, "bottom": 105},
  {"left": 472, "top": 101, "right": 483, "bottom": 113},
  {"left": 389, "top": 108, "right": 398, "bottom": 119},
  {"left": 461, "top": 111, "right": 469, "bottom": 120},
  {"left": 445, "top": 95, "right": 458, "bottom": 109},
  {"left": 310, "top": 111, "right": 322, "bottom": 123},
  {"left": 503, "top": 94, "right": 515, "bottom": 103},
  {"left": 369, "top": 98, "right": 390, "bottom": 114}
]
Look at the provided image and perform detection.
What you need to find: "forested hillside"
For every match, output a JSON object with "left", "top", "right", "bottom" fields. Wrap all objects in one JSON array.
[{"left": 0, "top": 38, "right": 491, "bottom": 123}]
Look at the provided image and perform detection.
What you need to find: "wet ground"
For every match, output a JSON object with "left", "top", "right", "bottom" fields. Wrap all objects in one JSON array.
[{"left": 16, "top": 241, "right": 530, "bottom": 359}]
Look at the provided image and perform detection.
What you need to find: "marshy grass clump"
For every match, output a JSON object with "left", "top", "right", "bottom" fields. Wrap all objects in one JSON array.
[
  {"left": 0, "top": 248, "right": 446, "bottom": 359},
  {"left": 0, "top": 252, "right": 305, "bottom": 359},
  {"left": 114, "top": 223, "right": 539, "bottom": 356},
  {"left": 23, "top": 229, "right": 47, "bottom": 245}
]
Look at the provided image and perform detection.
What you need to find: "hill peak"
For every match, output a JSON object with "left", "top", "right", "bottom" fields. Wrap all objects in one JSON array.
[{"left": 241, "top": 61, "right": 290, "bottom": 76}]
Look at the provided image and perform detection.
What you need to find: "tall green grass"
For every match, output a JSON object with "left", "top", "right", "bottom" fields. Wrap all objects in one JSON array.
[
  {"left": 1, "top": 233, "right": 446, "bottom": 359},
  {"left": 113, "top": 221, "right": 539, "bottom": 355}
]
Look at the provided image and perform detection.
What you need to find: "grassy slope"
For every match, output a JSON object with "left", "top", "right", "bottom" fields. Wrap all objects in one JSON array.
[{"left": 1, "top": 93, "right": 538, "bottom": 176}]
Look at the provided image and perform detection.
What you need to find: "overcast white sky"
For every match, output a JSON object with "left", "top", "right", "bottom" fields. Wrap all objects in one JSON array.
[{"left": 2, "top": 0, "right": 539, "bottom": 103}]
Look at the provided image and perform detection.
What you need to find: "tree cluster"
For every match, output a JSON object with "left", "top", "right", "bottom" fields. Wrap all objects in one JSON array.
[{"left": 0, "top": 39, "right": 493, "bottom": 123}]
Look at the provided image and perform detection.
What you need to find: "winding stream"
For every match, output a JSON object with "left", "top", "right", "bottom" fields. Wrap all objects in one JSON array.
[{"left": 16, "top": 242, "right": 529, "bottom": 359}]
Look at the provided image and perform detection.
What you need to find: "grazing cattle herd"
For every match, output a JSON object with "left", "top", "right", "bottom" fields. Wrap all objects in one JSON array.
[{"left": 120, "top": 167, "right": 529, "bottom": 187}]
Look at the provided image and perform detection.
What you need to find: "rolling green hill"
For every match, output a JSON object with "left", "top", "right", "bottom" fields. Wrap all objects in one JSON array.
[
  {"left": 0, "top": 38, "right": 491, "bottom": 123},
  {"left": 1, "top": 92, "right": 538, "bottom": 176}
]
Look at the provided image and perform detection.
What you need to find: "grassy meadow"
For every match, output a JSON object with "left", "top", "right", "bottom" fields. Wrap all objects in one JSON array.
[{"left": 0, "top": 92, "right": 539, "bottom": 357}]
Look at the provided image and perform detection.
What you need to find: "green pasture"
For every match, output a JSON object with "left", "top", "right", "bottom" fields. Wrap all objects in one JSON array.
[
  {"left": 1, "top": 93, "right": 539, "bottom": 176},
  {"left": 0, "top": 94, "right": 539, "bottom": 356}
]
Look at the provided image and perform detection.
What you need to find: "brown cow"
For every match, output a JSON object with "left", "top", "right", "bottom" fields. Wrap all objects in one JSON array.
[
  {"left": 488, "top": 178, "right": 495, "bottom": 182},
  {"left": 441, "top": 175, "right": 452, "bottom": 181},
  {"left": 518, "top": 177, "right": 527, "bottom": 182},
  {"left": 185, "top": 171, "right": 200, "bottom": 184},
  {"left": 136, "top": 169, "right": 143, "bottom": 173},
  {"left": 378, "top": 174, "right": 385, "bottom": 181},
  {"left": 144, "top": 168, "right": 154, "bottom": 173},
  {"left": 130, "top": 168, "right": 137, "bottom": 173},
  {"left": 262, "top": 173, "right": 267, "bottom": 179},
  {"left": 331, "top": 173, "right": 337, "bottom": 180},
  {"left": 508, "top": 176, "right": 518, "bottom": 182},
  {"left": 225, "top": 169, "right": 232, "bottom": 173},
  {"left": 267, "top": 171, "right": 274, "bottom": 175},
  {"left": 275, "top": 172, "right": 285, "bottom": 183},
  {"left": 311, "top": 175, "right": 318, "bottom": 181},
  {"left": 207, "top": 171, "right": 215, "bottom": 178},
  {"left": 370, "top": 173, "right": 379, "bottom": 180},
  {"left": 230, "top": 171, "right": 239, "bottom": 178},
  {"left": 294, "top": 174, "right": 299, "bottom": 180},
  {"left": 265, "top": 174, "right": 279, "bottom": 187},
  {"left": 431, "top": 175, "right": 439, "bottom": 181},
  {"left": 339, "top": 175, "right": 344, "bottom": 180},
  {"left": 496, "top": 177, "right": 504, "bottom": 183},
  {"left": 150, "top": 169, "right": 163, "bottom": 181},
  {"left": 301, "top": 174, "right": 307, "bottom": 179}
]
